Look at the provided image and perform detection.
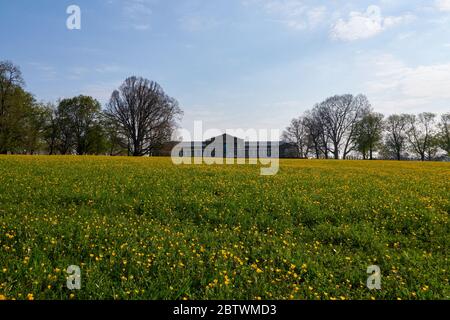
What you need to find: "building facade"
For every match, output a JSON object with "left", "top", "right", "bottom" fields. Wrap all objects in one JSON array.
[{"left": 154, "top": 134, "right": 299, "bottom": 159}]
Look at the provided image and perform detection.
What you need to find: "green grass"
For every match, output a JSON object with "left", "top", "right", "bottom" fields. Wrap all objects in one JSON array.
[{"left": 0, "top": 156, "right": 449, "bottom": 300}]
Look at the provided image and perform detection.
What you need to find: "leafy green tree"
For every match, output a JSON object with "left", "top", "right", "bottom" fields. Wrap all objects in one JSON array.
[
  {"left": 354, "top": 112, "right": 384, "bottom": 160},
  {"left": 0, "top": 60, "right": 27, "bottom": 153},
  {"left": 86, "top": 121, "right": 109, "bottom": 155},
  {"left": 41, "top": 103, "right": 60, "bottom": 155},
  {"left": 101, "top": 116, "right": 128, "bottom": 156},
  {"left": 21, "top": 102, "right": 50, "bottom": 154},
  {"left": 1, "top": 89, "right": 37, "bottom": 154},
  {"left": 56, "top": 95, "right": 102, "bottom": 155}
]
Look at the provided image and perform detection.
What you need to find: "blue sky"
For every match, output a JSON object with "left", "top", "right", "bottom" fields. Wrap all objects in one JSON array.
[{"left": 1, "top": 0, "right": 450, "bottom": 138}]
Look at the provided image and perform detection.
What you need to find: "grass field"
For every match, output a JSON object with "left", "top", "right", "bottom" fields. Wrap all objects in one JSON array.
[{"left": 0, "top": 156, "right": 448, "bottom": 300}]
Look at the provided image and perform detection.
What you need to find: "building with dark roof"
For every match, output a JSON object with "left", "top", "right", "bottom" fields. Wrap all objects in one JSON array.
[{"left": 153, "top": 134, "right": 299, "bottom": 158}]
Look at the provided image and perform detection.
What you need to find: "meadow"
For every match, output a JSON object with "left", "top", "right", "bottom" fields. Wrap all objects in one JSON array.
[{"left": 0, "top": 156, "right": 448, "bottom": 300}]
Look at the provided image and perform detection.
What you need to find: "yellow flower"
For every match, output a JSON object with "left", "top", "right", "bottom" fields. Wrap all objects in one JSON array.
[
  {"left": 0, "top": 294, "right": 6, "bottom": 300},
  {"left": 27, "top": 293, "right": 34, "bottom": 301}
]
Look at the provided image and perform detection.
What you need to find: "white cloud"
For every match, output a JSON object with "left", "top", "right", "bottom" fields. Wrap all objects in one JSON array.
[
  {"left": 82, "top": 81, "right": 123, "bottom": 104},
  {"left": 307, "top": 6, "right": 327, "bottom": 28},
  {"left": 28, "top": 62, "right": 57, "bottom": 80},
  {"left": 244, "top": 0, "right": 327, "bottom": 30},
  {"left": 331, "top": 5, "right": 414, "bottom": 41},
  {"left": 262, "top": 0, "right": 307, "bottom": 16},
  {"left": 122, "top": 0, "right": 154, "bottom": 30},
  {"left": 179, "top": 16, "right": 220, "bottom": 32},
  {"left": 436, "top": 0, "right": 450, "bottom": 12},
  {"left": 94, "top": 65, "right": 122, "bottom": 73},
  {"left": 67, "top": 67, "right": 90, "bottom": 80},
  {"left": 364, "top": 54, "right": 450, "bottom": 114},
  {"left": 396, "top": 64, "right": 450, "bottom": 98},
  {"left": 66, "top": 65, "right": 123, "bottom": 80}
]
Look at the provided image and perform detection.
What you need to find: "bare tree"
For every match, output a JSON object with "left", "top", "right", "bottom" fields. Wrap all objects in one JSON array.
[
  {"left": 282, "top": 117, "right": 310, "bottom": 158},
  {"left": 384, "top": 114, "right": 410, "bottom": 160},
  {"left": 313, "top": 106, "right": 332, "bottom": 159},
  {"left": 314, "top": 94, "right": 370, "bottom": 159},
  {"left": 303, "top": 111, "right": 322, "bottom": 159},
  {"left": 303, "top": 108, "right": 333, "bottom": 159},
  {"left": 342, "top": 95, "right": 371, "bottom": 159},
  {"left": 406, "top": 112, "right": 437, "bottom": 161},
  {"left": 106, "top": 76, "right": 182, "bottom": 156},
  {"left": 437, "top": 113, "right": 450, "bottom": 156}
]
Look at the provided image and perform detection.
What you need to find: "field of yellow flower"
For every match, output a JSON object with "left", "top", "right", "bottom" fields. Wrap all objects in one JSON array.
[{"left": 0, "top": 156, "right": 448, "bottom": 300}]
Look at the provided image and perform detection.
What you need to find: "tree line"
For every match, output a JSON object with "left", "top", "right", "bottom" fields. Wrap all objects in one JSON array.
[
  {"left": 0, "top": 60, "right": 182, "bottom": 156},
  {"left": 283, "top": 94, "right": 449, "bottom": 161},
  {"left": 1, "top": 60, "right": 449, "bottom": 160}
]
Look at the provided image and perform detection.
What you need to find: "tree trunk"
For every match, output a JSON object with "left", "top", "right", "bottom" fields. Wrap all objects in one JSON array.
[
  {"left": 133, "top": 140, "right": 141, "bottom": 157},
  {"left": 333, "top": 142, "right": 339, "bottom": 159}
]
